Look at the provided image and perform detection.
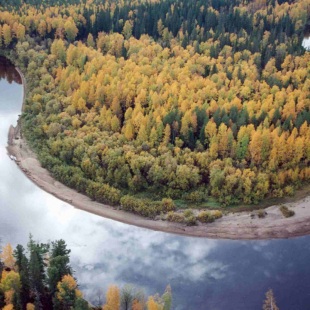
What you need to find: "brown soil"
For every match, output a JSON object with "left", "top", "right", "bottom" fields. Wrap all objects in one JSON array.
[{"left": 6, "top": 68, "right": 310, "bottom": 240}]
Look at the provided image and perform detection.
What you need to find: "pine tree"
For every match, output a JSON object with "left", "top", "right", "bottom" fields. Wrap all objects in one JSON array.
[
  {"left": 14, "top": 245, "right": 30, "bottom": 309},
  {"left": 47, "top": 240, "right": 72, "bottom": 296},
  {"left": 27, "top": 236, "right": 48, "bottom": 309}
]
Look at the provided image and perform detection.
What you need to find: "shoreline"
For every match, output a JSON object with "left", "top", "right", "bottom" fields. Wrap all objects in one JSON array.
[{"left": 6, "top": 67, "right": 310, "bottom": 240}]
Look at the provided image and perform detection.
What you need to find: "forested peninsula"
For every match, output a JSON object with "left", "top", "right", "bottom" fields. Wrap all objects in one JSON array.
[{"left": 1, "top": 0, "right": 310, "bottom": 230}]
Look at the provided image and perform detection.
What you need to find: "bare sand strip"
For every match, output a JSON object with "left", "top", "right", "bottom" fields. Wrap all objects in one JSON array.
[{"left": 6, "top": 67, "right": 310, "bottom": 240}]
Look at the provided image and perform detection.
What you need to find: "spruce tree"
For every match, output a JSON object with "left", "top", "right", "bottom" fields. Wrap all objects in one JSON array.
[
  {"left": 48, "top": 240, "right": 72, "bottom": 296},
  {"left": 27, "top": 236, "right": 49, "bottom": 309},
  {"left": 14, "top": 245, "right": 30, "bottom": 309}
]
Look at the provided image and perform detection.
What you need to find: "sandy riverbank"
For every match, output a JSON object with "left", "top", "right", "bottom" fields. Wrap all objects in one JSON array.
[
  {"left": 6, "top": 125, "right": 310, "bottom": 240},
  {"left": 6, "top": 67, "right": 310, "bottom": 240}
]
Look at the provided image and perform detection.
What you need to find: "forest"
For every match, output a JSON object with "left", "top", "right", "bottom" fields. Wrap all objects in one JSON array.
[
  {"left": 0, "top": 0, "right": 309, "bottom": 219},
  {"left": 0, "top": 238, "right": 173, "bottom": 310}
]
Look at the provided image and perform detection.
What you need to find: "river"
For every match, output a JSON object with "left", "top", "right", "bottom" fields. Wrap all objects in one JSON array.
[{"left": 1, "top": 57, "right": 310, "bottom": 309}]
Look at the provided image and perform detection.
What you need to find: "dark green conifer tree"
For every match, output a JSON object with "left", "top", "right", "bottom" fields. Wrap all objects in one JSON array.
[{"left": 47, "top": 240, "right": 72, "bottom": 296}]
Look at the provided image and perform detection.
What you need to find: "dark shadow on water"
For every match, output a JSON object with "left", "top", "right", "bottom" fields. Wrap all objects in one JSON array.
[{"left": 0, "top": 56, "right": 22, "bottom": 84}]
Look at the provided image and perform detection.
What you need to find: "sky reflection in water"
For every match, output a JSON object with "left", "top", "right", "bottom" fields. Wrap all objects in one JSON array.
[
  {"left": 1, "top": 59, "right": 310, "bottom": 310},
  {"left": 303, "top": 37, "right": 310, "bottom": 50}
]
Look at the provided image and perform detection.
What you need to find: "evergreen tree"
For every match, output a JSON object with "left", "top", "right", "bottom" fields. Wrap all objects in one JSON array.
[
  {"left": 27, "top": 236, "right": 49, "bottom": 309},
  {"left": 48, "top": 240, "right": 72, "bottom": 296},
  {"left": 14, "top": 245, "right": 30, "bottom": 309},
  {"left": 272, "top": 108, "right": 281, "bottom": 126}
]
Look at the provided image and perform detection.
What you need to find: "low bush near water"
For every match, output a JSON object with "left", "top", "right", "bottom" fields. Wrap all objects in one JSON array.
[
  {"left": 257, "top": 210, "right": 267, "bottom": 218},
  {"left": 120, "top": 195, "right": 176, "bottom": 219},
  {"left": 166, "top": 212, "right": 185, "bottom": 223},
  {"left": 280, "top": 205, "right": 295, "bottom": 218},
  {"left": 197, "top": 210, "right": 223, "bottom": 223},
  {"left": 185, "top": 215, "right": 197, "bottom": 226}
]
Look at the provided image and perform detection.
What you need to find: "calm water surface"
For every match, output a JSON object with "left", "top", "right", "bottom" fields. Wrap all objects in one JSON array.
[{"left": 1, "top": 57, "right": 310, "bottom": 310}]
